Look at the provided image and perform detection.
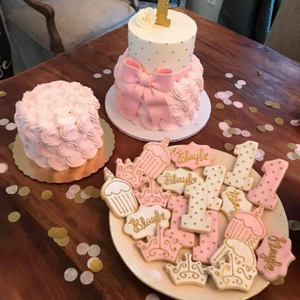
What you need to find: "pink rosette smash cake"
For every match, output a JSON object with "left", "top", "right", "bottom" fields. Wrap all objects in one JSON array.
[
  {"left": 14, "top": 81, "right": 103, "bottom": 171},
  {"left": 114, "top": 9, "right": 204, "bottom": 131}
]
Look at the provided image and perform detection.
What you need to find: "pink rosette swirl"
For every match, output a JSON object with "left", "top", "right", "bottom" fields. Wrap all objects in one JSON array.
[
  {"left": 48, "top": 156, "right": 69, "bottom": 171},
  {"left": 56, "top": 142, "right": 78, "bottom": 157},
  {"left": 66, "top": 152, "right": 87, "bottom": 168}
]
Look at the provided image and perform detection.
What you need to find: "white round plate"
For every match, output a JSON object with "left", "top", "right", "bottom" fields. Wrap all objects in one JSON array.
[
  {"left": 105, "top": 85, "right": 211, "bottom": 142},
  {"left": 109, "top": 147, "right": 289, "bottom": 300}
]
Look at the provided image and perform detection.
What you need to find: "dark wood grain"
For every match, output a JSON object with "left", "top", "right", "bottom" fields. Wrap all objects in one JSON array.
[{"left": 0, "top": 8, "right": 299, "bottom": 300}]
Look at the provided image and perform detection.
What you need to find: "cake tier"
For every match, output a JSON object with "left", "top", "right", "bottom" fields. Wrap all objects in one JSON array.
[
  {"left": 14, "top": 81, "right": 104, "bottom": 171},
  {"left": 114, "top": 51, "right": 204, "bottom": 131},
  {"left": 128, "top": 9, "right": 197, "bottom": 74}
]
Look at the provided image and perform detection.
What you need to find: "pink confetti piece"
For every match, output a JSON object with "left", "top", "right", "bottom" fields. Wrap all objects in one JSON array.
[
  {"left": 217, "top": 91, "right": 230, "bottom": 100},
  {"left": 257, "top": 149, "right": 266, "bottom": 156},
  {"left": 265, "top": 124, "right": 274, "bottom": 131},
  {"left": 290, "top": 119, "right": 300, "bottom": 126},
  {"left": 237, "top": 80, "right": 247, "bottom": 86},
  {"left": 93, "top": 73, "right": 102, "bottom": 79},
  {"left": 223, "top": 99, "right": 232, "bottom": 105},
  {"left": 296, "top": 144, "right": 300, "bottom": 151},
  {"left": 255, "top": 155, "right": 264, "bottom": 162},
  {"left": 5, "top": 123, "right": 17, "bottom": 131},
  {"left": 223, "top": 131, "right": 232, "bottom": 138},
  {"left": 233, "top": 101, "right": 243, "bottom": 108},
  {"left": 214, "top": 93, "right": 220, "bottom": 99},
  {"left": 225, "top": 91, "right": 233, "bottom": 96},
  {"left": 234, "top": 83, "right": 243, "bottom": 89},
  {"left": 241, "top": 130, "right": 251, "bottom": 137},
  {"left": 103, "top": 69, "right": 112, "bottom": 75},
  {"left": 235, "top": 128, "right": 242, "bottom": 135},
  {"left": 225, "top": 73, "right": 233, "bottom": 78},
  {"left": 287, "top": 152, "right": 296, "bottom": 160},
  {"left": 219, "top": 122, "right": 230, "bottom": 131}
]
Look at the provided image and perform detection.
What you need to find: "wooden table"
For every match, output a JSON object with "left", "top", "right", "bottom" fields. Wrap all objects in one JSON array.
[{"left": 0, "top": 8, "right": 299, "bottom": 300}]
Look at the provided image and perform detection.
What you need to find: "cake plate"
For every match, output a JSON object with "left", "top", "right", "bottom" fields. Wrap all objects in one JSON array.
[
  {"left": 109, "top": 146, "right": 289, "bottom": 300},
  {"left": 12, "top": 118, "right": 115, "bottom": 184},
  {"left": 105, "top": 85, "right": 211, "bottom": 142}
]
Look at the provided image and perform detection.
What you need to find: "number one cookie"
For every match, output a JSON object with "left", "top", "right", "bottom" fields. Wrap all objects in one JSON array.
[
  {"left": 224, "top": 141, "right": 258, "bottom": 191},
  {"left": 203, "top": 165, "right": 226, "bottom": 211},
  {"left": 248, "top": 159, "right": 289, "bottom": 210},
  {"left": 156, "top": 0, "right": 171, "bottom": 27},
  {"left": 180, "top": 179, "right": 211, "bottom": 233}
]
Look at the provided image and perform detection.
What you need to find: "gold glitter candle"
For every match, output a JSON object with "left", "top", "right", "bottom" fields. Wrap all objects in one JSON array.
[{"left": 156, "top": 0, "right": 171, "bottom": 27}]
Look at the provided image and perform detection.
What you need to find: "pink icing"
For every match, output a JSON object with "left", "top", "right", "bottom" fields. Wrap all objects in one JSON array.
[
  {"left": 256, "top": 232, "right": 295, "bottom": 281},
  {"left": 14, "top": 81, "right": 103, "bottom": 171},
  {"left": 248, "top": 159, "right": 289, "bottom": 210},
  {"left": 193, "top": 210, "right": 219, "bottom": 263},
  {"left": 171, "top": 142, "right": 215, "bottom": 170},
  {"left": 114, "top": 50, "right": 204, "bottom": 131},
  {"left": 134, "top": 179, "right": 171, "bottom": 207},
  {"left": 224, "top": 206, "right": 266, "bottom": 241},
  {"left": 164, "top": 196, "right": 195, "bottom": 248}
]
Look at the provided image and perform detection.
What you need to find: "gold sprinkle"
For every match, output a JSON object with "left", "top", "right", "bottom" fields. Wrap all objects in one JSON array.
[
  {"left": 257, "top": 125, "right": 266, "bottom": 132},
  {"left": 224, "top": 120, "right": 233, "bottom": 126},
  {"left": 287, "top": 143, "right": 297, "bottom": 150},
  {"left": 48, "top": 227, "right": 58, "bottom": 238},
  {"left": 88, "top": 258, "right": 103, "bottom": 272},
  {"left": 228, "top": 128, "right": 236, "bottom": 135},
  {"left": 0, "top": 91, "right": 7, "bottom": 98},
  {"left": 84, "top": 186, "right": 95, "bottom": 196},
  {"left": 272, "top": 103, "right": 281, "bottom": 109},
  {"left": 55, "top": 236, "right": 70, "bottom": 247},
  {"left": 18, "top": 186, "right": 30, "bottom": 196},
  {"left": 224, "top": 143, "right": 234, "bottom": 151},
  {"left": 265, "top": 100, "right": 273, "bottom": 107},
  {"left": 91, "top": 188, "right": 101, "bottom": 199},
  {"left": 215, "top": 103, "right": 225, "bottom": 110},
  {"left": 55, "top": 227, "right": 68, "bottom": 239},
  {"left": 292, "top": 152, "right": 300, "bottom": 160},
  {"left": 257, "top": 70, "right": 263, "bottom": 76},
  {"left": 8, "top": 211, "right": 21, "bottom": 222},
  {"left": 248, "top": 107, "right": 258, "bottom": 113},
  {"left": 275, "top": 117, "right": 284, "bottom": 125},
  {"left": 41, "top": 190, "right": 53, "bottom": 200}
]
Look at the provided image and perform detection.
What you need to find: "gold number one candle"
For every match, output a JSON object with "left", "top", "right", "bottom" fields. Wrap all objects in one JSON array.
[{"left": 156, "top": 0, "right": 171, "bottom": 27}]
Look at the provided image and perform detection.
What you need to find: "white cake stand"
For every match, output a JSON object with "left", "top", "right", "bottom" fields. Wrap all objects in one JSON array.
[{"left": 105, "top": 85, "right": 211, "bottom": 142}]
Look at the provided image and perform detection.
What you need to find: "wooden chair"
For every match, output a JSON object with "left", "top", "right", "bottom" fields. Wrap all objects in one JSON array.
[{"left": 1, "top": 0, "right": 139, "bottom": 73}]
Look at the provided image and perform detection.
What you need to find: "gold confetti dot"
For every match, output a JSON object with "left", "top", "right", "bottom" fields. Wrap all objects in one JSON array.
[
  {"left": 248, "top": 107, "right": 258, "bottom": 113},
  {"left": 257, "top": 70, "right": 263, "bottom": 76},
  {"left": 275, "top": 117, "right": 284, "bottom": 125},
  {"left": 0, "top": 91, "right": 7, "bottom": 98},
  {"left": 8, "top": 211, "right": 21, "bottom": 222},
  {"left": 91, "top": 188, "right": 101, "bottom": 199},
  {"left": 8, "top": 143, "right": 14, "bottom": 150},
  {"left": 215, "top": 103, "right": 225, "bottom": 110},
  {"left": 228, "top": 128, "right": 236, "bottom": 135},
  {"left": 84, "top": 186, "right": 95, "bottom": 196},
  {"left": 41, "top": 190, "right": 53, "bottom": 200},
  {"left": 265, "top": 101, "right": 273, "bottom": 107},
  {"left": 287, "top": 143, "right": 297, "bottom": 150},
  {"left": 18, "top": 186, "right": 30, "bottom": 196},
  {"left": 55, "top": 227, "right": 68, "bottom": 239},
  {"left": 224, "top": 143, "right": 234, "bottom": 151},
  {"left": 224, "top": 120, "right": 233, "bottom": 126},
  {"left": 272, "top": 103, "right": 280, "bottom": 109},
  {"left": 54, "top": 235, "right": 70, "bottom": 247},
  {"left": 292, "top": 152, "right": 300, "bottom": 160},
  {"left": 48, "top": 227, "right": 58, "bottom": 238},
  {"left": 88, "top": 257, "right": 103, "bottom": 272},
  {"left": 257, "top": 125, "right": 266, "bottom": 132}
]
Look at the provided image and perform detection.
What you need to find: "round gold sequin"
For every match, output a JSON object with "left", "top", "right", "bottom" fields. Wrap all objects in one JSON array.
[
  {"left": 292, "top": 152, "right": 300, "bottom": 160},
  {"left": 55, "top": 227, "right": 68, "bottom": 239},
  {"left": 48, "top": 227, "right": 58, "bottom": 238},
  {"left": 88, "top": 257, "right": 103, "bottom": 272},
  {"left": 257, "top": 125, "right": 266, "bottom": 132},
  {"left": 55, "top": 235, "right": 70, "bottom": 247},
  {"left": 18, "top": 186, "right": 30, "bottom": 196},
  {"left": 41, "top": 190, "right": 53, "bottom": 200},
  {"left": 272, "top": 103, "right": 280, "bottom": 109},
  {"left": 275, "top": 117, "right": 284, "bottom": 125},
  {"left": 224, "top": 143, "right": 234, "bottom": 151},
  {"left": 91, "top": 188, "right": 101, "bottom": 199},
  {"left": 8, "top": 211, "right": 21, "bottom": 222},
  {"left": 228, "top": 128, "right": 236, "bottom": 135},
  {"left": 0, "top": 91, "right": 7, "bottom": 98},
  {"left": 224, "top": 120, "right": 233, "bottom": 126},
  {"left": 215, "top": 103, "right": 224, "bottom": 110},
  {"left": 265, "top": 101, "right": 273, "bottom": 107},
  {"left": 84, "top": 186, "right": 95, "bottom": 196},
  {"left": 248, "top": 107, "right": 258, "bottom": 113},
  {"left": 287, "top": 143, "right": 297, "bottom": 150}
]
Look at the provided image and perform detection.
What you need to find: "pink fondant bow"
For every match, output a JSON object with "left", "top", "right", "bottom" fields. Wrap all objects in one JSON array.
[{"left": 121, "top": 58, "right": 174, "bottom": 126}]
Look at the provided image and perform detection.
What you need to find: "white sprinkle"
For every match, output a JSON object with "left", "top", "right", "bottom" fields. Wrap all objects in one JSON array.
[
  {"left": 66, "top": 191, "right": 75, "bottom": 199},
  {"left": 80, "top": 271, "right": 94, "bottom": 285},
  {"left": 93, "top": 73, "right": 102, "bottom": 79},
  {"left": 217, "top": 91, "right": 229, "bottom": 100},
  {"left": 225, "top": 90, "right": 233, "bottom": 96},
  {"left": 237, "top": 80, "right": 247, "bottom": 86},
  {"left": 145, "top": 294, "right": 160, "bottom": 300},
  {"left": 0, "top": 163, "right": 9, "bottom": 173},
  {"left": 69, "top": 184, "right": 80, "bottom": 194},
  {"left": 223, "top": 99, "right": 232, "bottom": 105},
  {"left": 88, "top": 244, "right": 101, "bottom": 257},
  {"left": 256, "top": 155, "right": 264, "bottom": 161},
  {"left": 223, "top": 131, "right": 232, "bottom": 138},
  {"left": 0, "top": 118, "right": 9, "bottom": 126},
  {"left": 235, "top": 128, "right": 242, "bottom": 135},
  {"left": 233, "top": 101, "right": 243, "bottom": 108},
  {"left": 287, "top": 152, "right": 296, "bottom": 160},
  {"left": 234, "top": 83, "right": 243, "bottom": 89},
  {"left": 290, "top": 119, "right": 300, "bottom": 126},
  {"left": 103, "top": 69, "right": 112, "bottom": 75},
  {"left": 214, "top": 93, "right": 220, "bottom": 99},
  {"left": 219, "top": 122, "right": 229, "bottom": 131},
  {"left": 64, "top": 268, "right": 78, "bottom": 282},
  {"left": 241, "top": 130, "right": 251, "bottom": 137},
  {"left": 265, "top": 124, "right": 274, "bottom": 131},
  {"left": 257, "top": 149, "right": 266, "bottom": 156},
  {"left": 81, "top": 191, "right": 91, "bottom": 200},
  {"left": 6, "top": 185, "right": 18, "bottom": 194},
  {"left": 5, "top": 123, "right": 17, "bottom": 131},
  {"left": 76, "top": 242, "right": 90, "bottom": 255},
  {"left": 225, "top": 73, "right": 233, "bottom": 78}
]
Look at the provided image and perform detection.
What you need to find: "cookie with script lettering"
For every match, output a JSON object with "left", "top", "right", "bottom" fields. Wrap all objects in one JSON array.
[
  {"left": 123, "top": 205, "right": 171, "bottom": 240},
  {"left": 157, "top": 168, "right": 200, "bottom": 195},
  {"left": 170, "top": 142, "right": 215, "bottom": 170},
  {"left": 256, "top": 232, "right": 295, "bottom": 282}
]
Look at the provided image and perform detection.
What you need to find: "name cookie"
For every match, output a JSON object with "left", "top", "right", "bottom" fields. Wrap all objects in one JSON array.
[
  {"left": 221, "top": 186, "right": 253, "bottom": 221},
  {"left": 248, "top": 159, "right": 289, "bottom": 210},
  {"left": 101, "top": 168, "right": 138, "bottom": 218},
  {"left": 124, "top": 205, "right": 171, "bottom": 240},
  {"left": 170, "top": 142, "right": 215, "bottom": 170},
  {"left": 256, "top": 232, "right": 295, "bottom": 282}
]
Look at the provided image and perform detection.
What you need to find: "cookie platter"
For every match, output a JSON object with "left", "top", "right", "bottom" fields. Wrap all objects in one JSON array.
[{"left": 101, "top": 139, "right": 293, "bottom": 300}]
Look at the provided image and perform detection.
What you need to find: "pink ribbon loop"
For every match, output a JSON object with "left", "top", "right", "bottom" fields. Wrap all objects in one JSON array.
[{"left": 120, "top": 58, "right": 174, "bottom": 126}]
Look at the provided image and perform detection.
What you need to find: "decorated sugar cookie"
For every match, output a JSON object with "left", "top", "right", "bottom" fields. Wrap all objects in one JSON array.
[
  {"left": 101, "top": 168, "right": 138, "bottom": 218},
  {"left": 210, "top": 238, "right": 258, "bottom": 270},
  {"left": 208, "top": 251, "right": 257, "bottom": 292},
  {"left": 221, "top": 186, "right": 253, "bottom": 221},
  {"left": 137, "top": 226, "right": 182, "bottom": 263},
  {"left": 165, "top": 252, "right": 208, "bottom": 287},
  {"left": 116, "top": 157, "right": 150, "bottom": 189},
  {"left": 203, "top": 165, "right": 227, "bottom": 211},
  {"left": 137, "top": 138, "right": 170, "bottom": 179},
  {"left": 248, "top": 159, "right": 289, "bottom": 210},
  {"left": 193, "top": 210, "right": 219, "bottom": 263},
  {"left": 134, "top": 179, "right": 171, "bottom": 207},
  {"left": 224, "top": 141, "right": 259, "bottom": 191},
  {"left": 180, "top": 178, "right": 211, "bottom": 233},
  {"left": 165, "top": 196, "right": 195, "bottom": 248},
  {"left": 224, "top": 205, "right": 266, "bottom": 241},
  {"left": 124, "top": 205, "right": 171, "bottom": 240},
  {"left": 157, "top": 168, "right": 200, "bottom": 195},
  {"left": 256, "top": 232, "right": 295, "bottom": 282},
  {"left": 170, "top": 142, "right": 215, "bottom": 170}
]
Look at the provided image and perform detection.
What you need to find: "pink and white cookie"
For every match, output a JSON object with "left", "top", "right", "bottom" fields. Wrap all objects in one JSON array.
[
  {"left": 224, "top": 206, "right": 266, "bottom": 241},
  {"left": 193, "top": 210, "right": 219, "bottom": 263},
  {"left": 170, "top": 142, "right": 215, "bottom": 170},
  {"left": 137, "top": 226, "right": 182, "bottom": 263},
  {"left": 165, "top": 196, "right": 195, "bottom": 248},
  {"left": 134, "top": 179, "right": 171, "bottom": 207},
  {"left": 256, "top": 232, "right": 295, "bottom": 282},
  {"left": 248, "top": 159, "right": 289, "bottom": 210}
]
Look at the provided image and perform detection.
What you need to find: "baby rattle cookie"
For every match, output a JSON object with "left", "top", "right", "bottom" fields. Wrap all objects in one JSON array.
[
  {"left": 248, "top": 159, "right": 289, "bottom": 210},
  {"left": 137, "top": 226, "right": 182, "bottom": 263},
  {"left": 170, "top": 142, "right": 215, "bottom": 170},
  {"left": 165, "top": 252, "right": 208, "bottom": 287},
  {"left": 101, "top": 168, "right": 138, "bottom": 218},
  {"left": 256, "top": 232, "right": 295, "bottom": 282},
  {"left": 124, "top": 205, "right": 171, "bottom": 240},
  {"left": 165, "top": 196, "right": 195, "bottom": 248},
  {"left": 221, "top": 186, "right": 253, "bottom": 221},
  {"left": 224, "top": 141, "right": 258, "bottom": 191}
]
